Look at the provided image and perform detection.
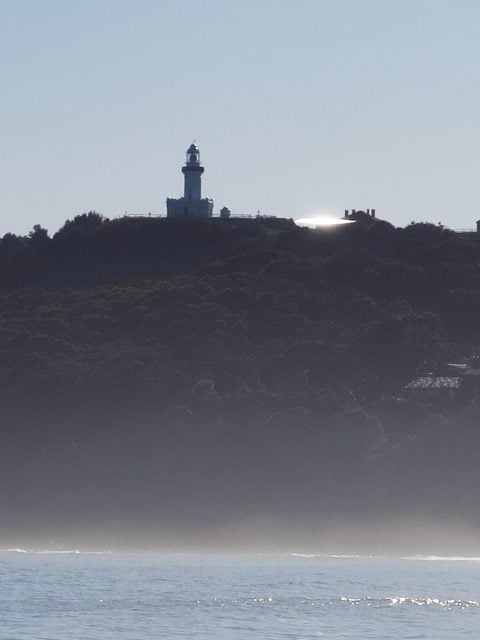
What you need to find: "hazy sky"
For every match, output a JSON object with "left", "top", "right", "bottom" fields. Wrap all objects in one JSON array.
[{"left": 1, "top": 0, "right": 479, "bottom": 235}]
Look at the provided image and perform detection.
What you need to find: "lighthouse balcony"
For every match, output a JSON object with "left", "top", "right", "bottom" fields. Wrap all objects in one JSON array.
[{"left": 182, "top": 165, "right": 204, "bottom": 173}]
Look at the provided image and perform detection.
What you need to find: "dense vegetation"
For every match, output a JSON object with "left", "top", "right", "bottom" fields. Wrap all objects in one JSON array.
[{"left": 1, "top": 212, "right": 480, "bottom": 544}]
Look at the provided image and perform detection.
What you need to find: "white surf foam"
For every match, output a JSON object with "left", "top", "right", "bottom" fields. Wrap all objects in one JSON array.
[
  {"left": 1, "top": 548, "right": 112, "bottom": 555},
  {"left": 292, "top": 552, "right": 371, "bottom": 559},
  {"left": 401, "top": 555, "right": 480, "bottom": 562}
]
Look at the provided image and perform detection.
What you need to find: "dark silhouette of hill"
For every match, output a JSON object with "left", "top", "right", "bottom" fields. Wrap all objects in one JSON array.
[{"left": 1, "top": 213, "right": 480, "bottom": 547}]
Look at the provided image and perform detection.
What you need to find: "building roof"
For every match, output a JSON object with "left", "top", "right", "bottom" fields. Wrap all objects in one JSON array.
[{"left": 405, "top": 376, "right": 461, "bottom": 390}]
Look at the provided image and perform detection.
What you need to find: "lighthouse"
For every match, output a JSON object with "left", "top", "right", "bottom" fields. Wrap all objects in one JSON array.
[{"left": 166, "top": 143, "right": 214, "bottom": 217}]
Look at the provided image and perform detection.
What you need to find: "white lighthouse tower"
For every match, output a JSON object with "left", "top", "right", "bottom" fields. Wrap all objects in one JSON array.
[
  {"left": 183, "top": 143, "right": 203, "bottom": 200},
  {"left": 166, "top": 143, "right": 214, "bottom": 217}
]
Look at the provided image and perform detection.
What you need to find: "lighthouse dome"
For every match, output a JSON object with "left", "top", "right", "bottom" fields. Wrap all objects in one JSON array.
[{"left": 186, "top": 143, "right": 200, "bottom": 165}]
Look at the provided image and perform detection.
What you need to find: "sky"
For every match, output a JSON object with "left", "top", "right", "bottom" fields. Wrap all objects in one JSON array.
[{"left": 1, "top": 0, "right": 479, "bottom": 236}]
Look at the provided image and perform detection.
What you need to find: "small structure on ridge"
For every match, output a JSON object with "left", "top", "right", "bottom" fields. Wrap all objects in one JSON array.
[{"left": 344, "top": 209, "right": 377, "bottom": 221}]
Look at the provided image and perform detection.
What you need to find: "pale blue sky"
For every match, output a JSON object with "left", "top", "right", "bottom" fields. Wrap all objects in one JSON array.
[{"left": 1, "top": 0, "right": 479, "bottom": 235}]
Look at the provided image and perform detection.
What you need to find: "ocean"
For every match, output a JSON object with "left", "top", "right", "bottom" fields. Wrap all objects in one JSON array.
[{"left": 1, "top": 550, "right": 479, "bottom": 639}]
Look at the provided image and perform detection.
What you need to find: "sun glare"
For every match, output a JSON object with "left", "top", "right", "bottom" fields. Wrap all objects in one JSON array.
[{"left": 295, "top": 215, "right": 354, "bottom": 228}]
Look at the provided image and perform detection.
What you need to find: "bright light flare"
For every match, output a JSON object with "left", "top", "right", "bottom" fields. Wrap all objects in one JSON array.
[{"left": 295, "top": 215, "right": 354, "bottom": 228}]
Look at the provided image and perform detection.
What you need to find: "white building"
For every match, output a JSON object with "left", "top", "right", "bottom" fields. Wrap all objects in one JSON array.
[{"left": 166, "top": 143, "right": 214, "bottom": 218}]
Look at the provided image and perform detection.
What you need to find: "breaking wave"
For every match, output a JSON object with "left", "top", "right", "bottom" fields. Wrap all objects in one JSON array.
[
  {"left": 292, "top": 553, "right": 372, "bottom": 559},
  {"left": 401, "top": 555, "right": 480, "bottom": 562},
  {"left": 292, "top": 553, "right": 480, "bottom": 562},
  {"left": 2, "top": 548, "right": 112, "bottom": 555}
]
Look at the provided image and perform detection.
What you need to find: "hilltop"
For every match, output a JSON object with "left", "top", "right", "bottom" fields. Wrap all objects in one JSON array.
[{"left": 2, "top": 213, "right": 480, "bottom": 546}]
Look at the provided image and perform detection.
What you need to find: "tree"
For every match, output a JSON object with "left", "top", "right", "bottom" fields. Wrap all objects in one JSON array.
[{"left": 28, "top": 224, "right": 50, "bottom": 250}]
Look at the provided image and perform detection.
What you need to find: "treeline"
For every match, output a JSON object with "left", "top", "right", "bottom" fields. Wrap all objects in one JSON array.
[
  {"left": 5, "top": 213, "right": 480, "bottom": 396},
  {"left": 1, "top": 213, "right": 480, "bottom": 538},
  {"left": 0, "top": 213, "right": 298, "bottom": 287}
]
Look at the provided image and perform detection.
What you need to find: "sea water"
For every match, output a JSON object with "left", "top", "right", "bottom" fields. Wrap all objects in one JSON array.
[{"left": 0, "top": 550, "right": 479, "bottom": 639}]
